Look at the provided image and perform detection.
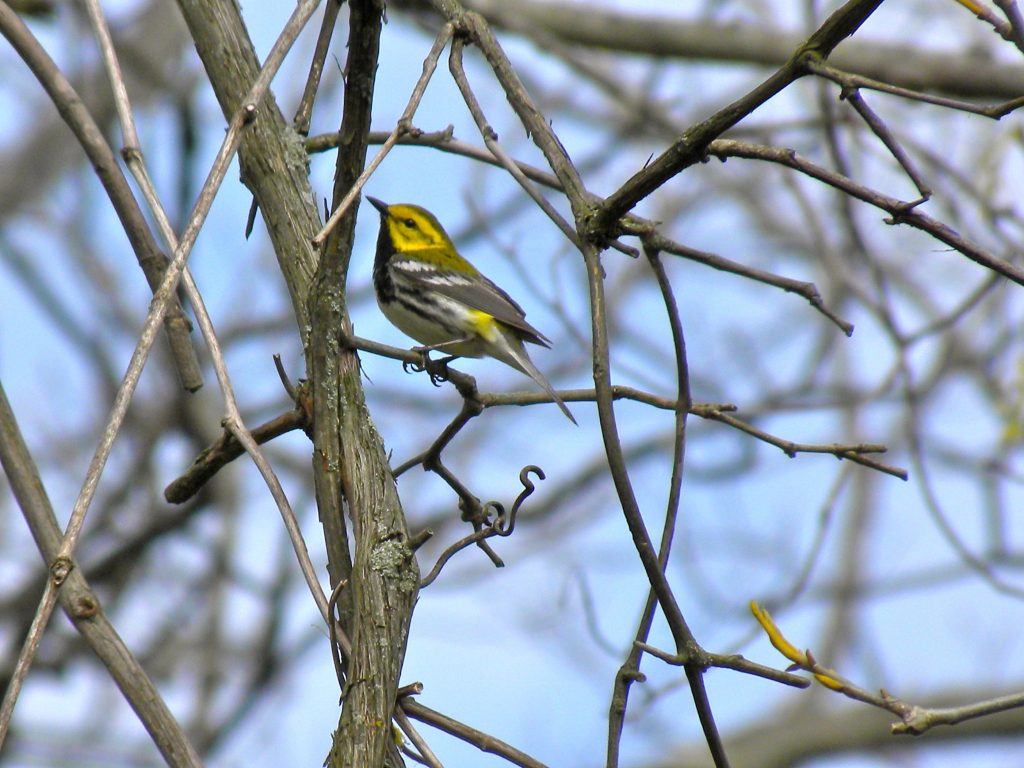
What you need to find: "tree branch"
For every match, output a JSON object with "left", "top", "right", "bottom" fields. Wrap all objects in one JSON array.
[{"left": 461, "top": 0, "right": 1024, "bottom": 100}]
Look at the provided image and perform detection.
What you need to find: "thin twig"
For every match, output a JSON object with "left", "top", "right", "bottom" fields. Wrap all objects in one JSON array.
[
  {"left": 644, "top": 231, "right": 855, "bottom": 336},
  {"left": 328, "top": 579, "right": 352, "bottom": 693},
  {"left": 308, "top": 128, "right": 562, "bottom": 188},
  {"left": 419, "top": 524, "right": 501, "bottom": 587},
  {"left": 807, "top": 56, "right": 1024, "bottom": 118},
  {"left": 594, "top": 0, "right": 887, "bottom": 232},
  {"left": 839, "top": 88, "right": 931, "bottom": 199},
  {"left": 419, "top": 402, "right": 504, "bottom": 567},
  {"left": 607, "top": 246, "right": 694, "bottom": 767},
  {"left": 751, "top": 602, "right": 1024, "bottom": 733},
  {"left": 445, "top": 4, "right": 592, "bottom": 206},
  {"left": 707, "top": 138, "right": 1024, "bottom": 288},
  {"left": 80, "top": 0, "right": 137, "bottom": 147},
  {"left": 346, "top": 333, "right": 578, "bottom": 419},
  {"left": 393, "top": 705, "right": 445, "bottom": 768},
  {"left": 0, "top": 577, "right": 59, "bottom": 749},
  {"left": 294, "top": 0, "right": 344, "bottom": 135},
  {"left": 401, "top": 698, "right": 550, "bottom": 768},
  {"left": 128, "top": 0, "right": 331, "bottom": 621},
  {"left": 701, "top": 407, "right": 906, "bottom": 478},
  {"left": 225, "top": 418, "right": 330, "bottom": 622},
  {"left": 313, "top": 23, "right": 454, "bottom": 245},
  {"left": 419, "top": 466, "right": 541, "bottom": 587},
  {"left": 957, "top": 0, "right": 1024, "bottom": 53},
  {"left": 581, "top": 172, "right": 712, "bottom": 748},
  {"left": 448, "top": 37, "right": 581, "bottom": 248},
  {"left": 993, "top": 0, "right": 1024, "bottom": 53},
  {"left": 348, "top": 333, "right": 902, "bottom": 479}
]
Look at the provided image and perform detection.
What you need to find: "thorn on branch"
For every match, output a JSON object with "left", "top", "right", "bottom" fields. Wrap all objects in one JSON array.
[
  {"left": 884, "top": 195, "right": 931, "bottom": 225},
  {"left": 274, "top": 353, "right": 298, "bottom": 401},
  {"left": 245, "top": 196, "right": 259, "bottom": 239}
]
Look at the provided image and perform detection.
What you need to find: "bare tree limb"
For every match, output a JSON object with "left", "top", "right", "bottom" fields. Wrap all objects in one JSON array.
[
  {"left": 461, "top": 0, "right": 1024, "bottom": 100},
  {"left": 0, "top": 380, "right": 203, "bottom": 767}
]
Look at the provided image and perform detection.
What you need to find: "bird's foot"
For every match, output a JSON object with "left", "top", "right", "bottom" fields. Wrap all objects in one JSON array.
[{"left": 404, "top": 347, "right": 456, "bottom": 387}]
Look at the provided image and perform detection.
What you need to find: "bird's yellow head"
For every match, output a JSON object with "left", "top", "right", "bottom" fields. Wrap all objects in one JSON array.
[{"left": 367, "top": 197, "right": 456, "bottom": 253}]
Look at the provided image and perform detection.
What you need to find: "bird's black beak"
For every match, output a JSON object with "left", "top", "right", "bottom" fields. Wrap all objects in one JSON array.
[{"left": 366, "top": 196, "right": 389, "bottom": 216}]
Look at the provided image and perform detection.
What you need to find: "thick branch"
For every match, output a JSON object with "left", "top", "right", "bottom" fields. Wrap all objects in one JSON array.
[{"left": 316, "top": 1, "right": 420, "bottom": 765}]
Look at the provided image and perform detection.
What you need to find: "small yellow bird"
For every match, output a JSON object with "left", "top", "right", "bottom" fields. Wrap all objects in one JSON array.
[{"left": 368, "top": 197, "right": 575, "bottom": 424}]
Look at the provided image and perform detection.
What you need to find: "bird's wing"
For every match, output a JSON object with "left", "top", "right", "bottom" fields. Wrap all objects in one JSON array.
[{"left": 393, "top": 257, "right": 551, "bottom": 347}]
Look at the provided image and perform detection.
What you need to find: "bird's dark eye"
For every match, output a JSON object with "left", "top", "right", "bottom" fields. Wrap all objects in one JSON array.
[{"left": 403, "top": 218, "right": 416, "bottom": 228}]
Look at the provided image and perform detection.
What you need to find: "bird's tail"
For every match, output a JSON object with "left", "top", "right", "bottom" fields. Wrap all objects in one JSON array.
[{"left": 492, "top": 329, "right": 577, "bottom": 425}]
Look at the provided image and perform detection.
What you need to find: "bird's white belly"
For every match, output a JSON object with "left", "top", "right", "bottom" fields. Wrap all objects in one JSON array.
[{"left": 378, "top": 295, "right": 487, "bottom": 357}]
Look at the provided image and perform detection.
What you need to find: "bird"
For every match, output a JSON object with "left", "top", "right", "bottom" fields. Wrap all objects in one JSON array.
[{"left": 367, "top": 196, "right": 576, "bottom": 424}]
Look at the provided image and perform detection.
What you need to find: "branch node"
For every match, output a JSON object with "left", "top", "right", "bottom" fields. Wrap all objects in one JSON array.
[{"left": 409, "top": 528, "right": 434, "bottom": 551}]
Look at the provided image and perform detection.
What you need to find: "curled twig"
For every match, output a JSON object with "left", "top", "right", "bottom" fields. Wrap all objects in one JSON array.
[
  {"left": 419, "top": 465, "right": 545, "bottom": 587},
  {"left": 500, "top": 464, "right": 545, "bottom": 534}
]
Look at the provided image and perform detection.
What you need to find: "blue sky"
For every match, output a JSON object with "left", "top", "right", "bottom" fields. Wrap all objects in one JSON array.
[{"left": 3, "top": 2, "right": 1024, "bottom": 767}]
